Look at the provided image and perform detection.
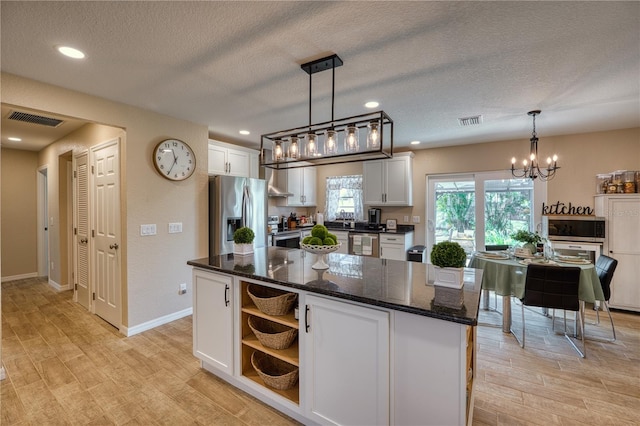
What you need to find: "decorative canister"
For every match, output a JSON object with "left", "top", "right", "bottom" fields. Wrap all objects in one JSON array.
[
  {"left": 623, "top": 171, "right": 637, "bottom": 193},
  {"left": 636, "top": 171, "right": 640, "bottom": 193},
  {"left": 596, "top": 174, "right": 611, "bottom": 194}
]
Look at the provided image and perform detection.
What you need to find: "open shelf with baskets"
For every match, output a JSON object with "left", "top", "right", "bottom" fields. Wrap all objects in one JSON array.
[{"left": 240, "top": 281, "right": 300, "bottom": 405}]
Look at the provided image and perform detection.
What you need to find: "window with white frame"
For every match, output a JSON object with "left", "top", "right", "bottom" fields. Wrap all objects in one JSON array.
[{"left": 325, "top": 175, "right": 364, "bottom": 221}]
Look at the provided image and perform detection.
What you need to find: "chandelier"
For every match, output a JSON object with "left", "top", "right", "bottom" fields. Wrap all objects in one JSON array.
[
  {"left": 511, "top": 110, "right": 559, "bottom": 181},
  {"left": 260, "top": 54, "right": 393, "bottom": 169}
]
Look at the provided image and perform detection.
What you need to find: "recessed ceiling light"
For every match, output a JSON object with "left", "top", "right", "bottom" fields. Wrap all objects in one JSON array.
[
  {"left": 364, "top": 101, "right": 379, "bottom": 109},
  {"left": 239, "top": 130, "right": 250, "bottom": 135},
  {"left": 410, "top": 140, "right": 420, "bottom": 145},
  {"left": 56, "top": 45, "right": 86, "bottom": 59},
  {"left": 8, "top": 137, "right": 22, "bottom": 142}
]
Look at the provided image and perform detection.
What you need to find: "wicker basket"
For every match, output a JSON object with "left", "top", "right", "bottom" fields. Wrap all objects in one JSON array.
[
  {"left": 247, "top": 284, "right": 297, "bottom": 316},
  {"left": 248, "top": 316, "right": 298, "bottom": 350},
  {"left": 251, "top": 351, "right": 299, "bottom": 390}
]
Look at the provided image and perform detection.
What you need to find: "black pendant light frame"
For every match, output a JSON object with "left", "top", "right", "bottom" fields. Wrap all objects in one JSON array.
[{"left": 260, "top": 54, "right": 393, "bottom": 169}]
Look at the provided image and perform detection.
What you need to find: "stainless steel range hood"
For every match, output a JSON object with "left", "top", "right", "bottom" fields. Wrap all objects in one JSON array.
[{"left": 260, "top": 150, "right": 292, "bottom": 197}]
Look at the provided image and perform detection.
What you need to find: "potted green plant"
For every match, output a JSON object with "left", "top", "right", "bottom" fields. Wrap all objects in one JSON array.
[
  {"left": 510, "top": 229, "right": 543, "bottom": 255},
  {"left": 233, "top": 227, "right": 255, "bottom": 255},
  {"left": 430, "top": 241, "right": 467, "bottom": 289}
]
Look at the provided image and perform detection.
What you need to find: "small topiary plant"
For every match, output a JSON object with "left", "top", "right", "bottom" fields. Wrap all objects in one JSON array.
[
  {"left": 430, "top": 241, "right": 467, "bottom": 268},
  {"left": 233, "top": 227, "right": 255, "bottom": 244}
]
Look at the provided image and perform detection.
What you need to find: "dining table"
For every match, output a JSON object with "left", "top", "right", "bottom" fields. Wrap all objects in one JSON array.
[{"left": 469, "top": 252, "right": 604, "bottom": 333}]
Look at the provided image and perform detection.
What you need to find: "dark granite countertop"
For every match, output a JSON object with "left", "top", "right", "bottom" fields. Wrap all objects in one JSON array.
[
  {"left": 323, "top": 222, "right": 415, "bottom": 234},
  {"left": 188, "top": 247, "right": 482, "bottom": 326}
]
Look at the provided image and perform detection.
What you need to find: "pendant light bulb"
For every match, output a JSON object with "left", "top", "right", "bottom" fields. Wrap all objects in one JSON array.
[
  {"left": 367, "top": 121, "right": 380, "bottom": 149},
  {"left": 273, "top": 139, "right": 284, "bottom": 161},
  {"left": 305, "top": 133, "right": 318, "bottom": 157},
  {"left": 344, "top": 125, "right": 359, "bottom": 152},
  {"left": 289, "top": 137, "right": 299, "bottom": 159},
  {"left": 325, "top": 129, "right": 338, "bottom": 155}
]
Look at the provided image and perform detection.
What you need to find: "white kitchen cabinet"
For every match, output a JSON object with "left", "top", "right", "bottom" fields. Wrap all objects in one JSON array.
[
  {"left": 208, "top": 139, "right": 258, "bottom": 177},
  {"left": 192, "top": 269, "right": 234, "bottom": 375},
  {"left": 363, "top": 152, "right": 414, "bottom": 206},
  {"left": 393, "top": 311, "right": 475, "bottom": 426},
  {"left": 595, "top": 194, "right": 640, "bottom": 312},
  {"left": 276, "top": 167, "right": 317, "bottom": 207},
  {"left": 331, "top": 230, "right": 349, "bottom": 254},
  {"left": 379, "top": 232, "right": 414, "bottom": 261},
  {"left": 303, "top": 294, "right": 389, "bottom": 426}
]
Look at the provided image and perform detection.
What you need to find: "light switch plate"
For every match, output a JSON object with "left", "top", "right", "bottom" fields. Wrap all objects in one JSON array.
[
  {"left": 140, "top": 224, "right": 157, "bottom": 236},
  {"left": 168, "top": 222, "right": 183, "bottom": 233},
  {"left": 404, "top": 215, "right": 409, "bottom": 222},
  {"left": 412, "top": 216, "right": 420, "bottom": 223}
]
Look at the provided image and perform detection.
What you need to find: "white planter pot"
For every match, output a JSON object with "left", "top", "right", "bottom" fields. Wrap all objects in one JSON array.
[
  {"left": 433, "top": 266, "right": 464, "bottom": 289},
  {"left": 233, "top": 243, "right": 254, "bottom": 255}
]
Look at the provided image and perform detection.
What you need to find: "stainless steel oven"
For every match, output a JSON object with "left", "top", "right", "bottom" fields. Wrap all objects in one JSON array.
[{"left": 272, "top": 231, "right": 301, "bottom": 249}]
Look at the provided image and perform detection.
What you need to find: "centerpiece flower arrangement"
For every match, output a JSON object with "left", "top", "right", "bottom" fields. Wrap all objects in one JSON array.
[
  {"left": 430, "top": 241, "right": 467, "bottom": 289},
  {"left": 510, "top": 229, "right": 543, "bottom": 255},
  {"left": 233, "top": 226, "right": 255, "bottom": 255}
]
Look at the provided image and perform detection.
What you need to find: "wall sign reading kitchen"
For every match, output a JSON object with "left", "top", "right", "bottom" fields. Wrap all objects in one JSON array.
[{"left": 541, "top": 201, "right": 594, "bottom": 216}]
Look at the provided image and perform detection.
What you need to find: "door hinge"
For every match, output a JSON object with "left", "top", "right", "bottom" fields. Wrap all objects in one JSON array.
[
  {"left": 73, "top": 170, "right": 77, "bottom": 178},
  {"left": 92, "top": 293, "right": 96, "bottom": 301},
  {"left": 92, "top": 230, "right": 95, "bottom": 238},
  {"left": 74, "top": 227, "right": 77, "bottom": 235},
  {"left": 91, "top": 165, "right": 95, "bottom": 174},
  {"left": 74, "top": 283, "right": 78, "bottom": 291}
]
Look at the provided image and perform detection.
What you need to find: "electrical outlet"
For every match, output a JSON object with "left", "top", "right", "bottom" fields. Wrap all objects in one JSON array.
[
  {"left": 404, "top": 215, "right": 409, "bottom": 222},
  {"left": 179, "top": 283, "right": 187, "bottom": 295},
  {"left": 140, "top": 224, "right": 157, "bottom": 236},
  {"left": 412, "top": 215, "right": 420, "bottom": 223},
  {"left": 168, "top": 222, "right": 183, "bottom": 233}
]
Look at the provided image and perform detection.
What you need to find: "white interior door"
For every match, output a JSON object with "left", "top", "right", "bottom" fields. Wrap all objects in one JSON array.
[
  {"left": 37, "top": 167, "right": 49, "bottom": 277},
  {"left": 91, "top": 139, "right": 121, "bottom": 328},
  {"left": 73, "top": 152, "right": 90, "bottom": 309}
]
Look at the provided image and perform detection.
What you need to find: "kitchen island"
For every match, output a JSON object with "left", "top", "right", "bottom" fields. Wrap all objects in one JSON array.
[{"left": 188, "top": 247, "right": 482, "bottom": 426}]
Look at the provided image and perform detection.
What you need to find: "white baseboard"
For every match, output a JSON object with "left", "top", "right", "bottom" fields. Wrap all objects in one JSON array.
[
  {"left": 48, "top": 278, "right": 71, "bottom": 292},
  {"left": 122, "top": 307, "right": 193, "bottom": 337},
  {"left": 1, "top": 272, "right": 38, "bottom": 282}
]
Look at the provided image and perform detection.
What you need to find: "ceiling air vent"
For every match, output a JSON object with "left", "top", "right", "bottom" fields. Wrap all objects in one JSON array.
[
  {"left": 458, "top": 115, "right": 483, "bottom": 127},
  {"left": 8, "top": 111, "right": 64, "bottom": 127}
]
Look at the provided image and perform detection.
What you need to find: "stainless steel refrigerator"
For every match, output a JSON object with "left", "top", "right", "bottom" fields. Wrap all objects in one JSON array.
[{"left": 209, "top": 175, "right": 267, "bottom": 255}]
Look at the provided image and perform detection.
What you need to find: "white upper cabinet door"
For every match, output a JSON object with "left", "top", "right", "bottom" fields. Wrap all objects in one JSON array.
[
  {"left": 276, "top": 167, "right": 317, "bottom": 207},
  {"left": 226, "top": 149, "right": 250, "bottom": 177},
  {"left": 363, "top": 152, "right": 414, "bottom": 206},
  {"left": 208, "top": 140, "right": 257, "bottom": 177}
]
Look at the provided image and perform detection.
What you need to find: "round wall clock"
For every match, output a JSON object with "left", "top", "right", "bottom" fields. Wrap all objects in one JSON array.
[{"left": 153, "top": 139, "right": 196, "bottom": 181}]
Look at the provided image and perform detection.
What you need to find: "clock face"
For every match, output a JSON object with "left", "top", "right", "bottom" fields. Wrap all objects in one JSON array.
[{"left": 153, "top": 139, "right": 196, "bottom": 181}]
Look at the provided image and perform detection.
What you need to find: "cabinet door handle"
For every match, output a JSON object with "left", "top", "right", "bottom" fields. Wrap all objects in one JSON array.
[
  {"left": 305, "top": 305, "right": 310, "bottom": 333},
  {"left": 224, "top": 284, "right": 230, "bottom": 307}
]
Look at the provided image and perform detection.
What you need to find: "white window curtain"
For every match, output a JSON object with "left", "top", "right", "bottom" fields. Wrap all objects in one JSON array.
[{"left": 325, "top": 175, "right": 364, "bottom": 221}]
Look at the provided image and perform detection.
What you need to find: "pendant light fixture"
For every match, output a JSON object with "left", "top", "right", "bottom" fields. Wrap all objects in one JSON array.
[
  {"left": 260, "top": 54, "right": 393, "bottom": 169},
  {"left": 510, "top": 110, "right": 559, "bottom": 181}
]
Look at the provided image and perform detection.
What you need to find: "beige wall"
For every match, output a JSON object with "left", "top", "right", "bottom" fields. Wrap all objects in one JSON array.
[
  {"left": 1, "top": 148, "right": 38, "bottom": 278},
  {"left": 310, "top": 127, "right": 639, "bottom": 246},
  {"left": 2, "top": 72, "right": 209, "bottom": 330}
]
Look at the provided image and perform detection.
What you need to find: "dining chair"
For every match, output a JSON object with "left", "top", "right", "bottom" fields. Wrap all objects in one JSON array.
[
  {"left": 511, "top": 264, "right": 585, "bottom": 357},
  {"left": 593, "top": 254, "right": 618, "bottom": 341}
]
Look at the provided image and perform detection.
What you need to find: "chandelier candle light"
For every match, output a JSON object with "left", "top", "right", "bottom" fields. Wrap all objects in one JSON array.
[
  {"left": 511, "top": 110, "right": 559, "bottom": 181},
  {"left": 260, "top": 54, "right": 393, "bottom": 169}
]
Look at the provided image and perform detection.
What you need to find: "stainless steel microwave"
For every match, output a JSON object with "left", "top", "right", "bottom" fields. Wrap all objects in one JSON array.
[{"left": 541, "top": 215, "right": 606, "bottom": 242}]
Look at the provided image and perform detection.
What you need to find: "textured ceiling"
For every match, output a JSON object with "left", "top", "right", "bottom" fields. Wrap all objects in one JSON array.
[{"left": 1, "top": 1, "right": 639, "bottom": 152}]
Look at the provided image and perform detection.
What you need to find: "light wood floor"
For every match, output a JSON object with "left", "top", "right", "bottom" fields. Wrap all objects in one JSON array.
[{"left": 1, "top": 278, "right": 639, "bottom": 425}]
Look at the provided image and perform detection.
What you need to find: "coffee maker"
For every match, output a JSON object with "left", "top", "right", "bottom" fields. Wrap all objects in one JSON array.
[{"left": 368, "top": 208, "right": 382, "bottom": 230}]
